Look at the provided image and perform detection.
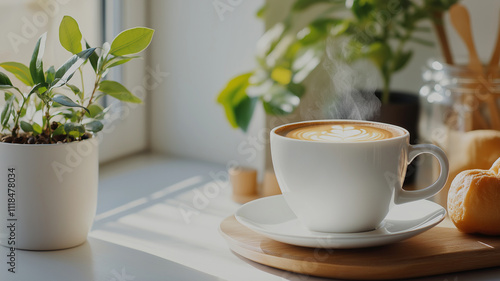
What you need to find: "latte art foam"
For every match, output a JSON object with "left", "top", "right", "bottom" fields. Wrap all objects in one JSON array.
[{"left": 286, "top": 124, "right": 395, "bottom": 142}]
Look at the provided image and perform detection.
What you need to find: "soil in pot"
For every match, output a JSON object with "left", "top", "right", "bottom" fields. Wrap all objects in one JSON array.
[{"left": 0, "top": 122, "right": 92, "bottom": 144}]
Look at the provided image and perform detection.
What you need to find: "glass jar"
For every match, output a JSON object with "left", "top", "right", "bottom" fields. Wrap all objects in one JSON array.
[{"left": 419, "top": 59, "right": 500, "bottom": 207}]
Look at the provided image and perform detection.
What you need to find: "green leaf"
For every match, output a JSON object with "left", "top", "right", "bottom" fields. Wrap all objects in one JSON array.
[
  {"left": 52, "top": 48, "right": 96, "bottom": 89},
  {"left": 35, "top": 100, "right": 43, "bottom": 111},
  {"left": 110, "top": 27, "right": 154, "bottom": 56},
  {"left": 59, "top": 16, "right": 83, "bottom": 54},
  {"left": 331, "top": 20, "right": 352, "bottom": 37},
  {"left": 293, "top": 0, "right": 335, "bottom": 10},
  {"left": 98, "top": 80, "right": 142, "bottom": 103},
  {"left": 96, "top": 104, "right": 110, "bottom": 119},
  {"left": 217, "top": 73, "right": 253, "bottom": 107},
  {"left": 4, "top": 92, "right": 13, "bottom": 102},
  {"left": 20, "top": 106, "right": 27, "bottom": 118},
  {"left": 104, "top": 56, "right": 139, "bottom": 69},
  {"left": 93, "top": 93, "right": 106, "bottom": 103},
  {"left": 30, "top": 33, "right": 47, "bottom": 84},
  {"left": 216, "top": 72, "right": 253, "bottom": 129},
  {"left": 52, "top": 123, "right": 65, "bottom": 136},
  {"left": 85, "top": 120, "right": 103, "bottom": 133},
  {"left": 0, "top": 71, "right": 13, "bottom": 86},
  {"left": 29, "top": 83, "right": 46, "bottom": 95},
  {"left": 86, "top": 41, "right": 98, "bottom": 72},
  {"left": 97, "top": 42, "right": 111, "bottom": 72},
  {"left": 66, "top": 83, "right": 80, "bottom": 94},
  {"left": 351, "top": 0, "right": 374, "bottom": 19},
  {"left": 30, "top": 83, "right": 49, "bottom": 103},
  {"left": 85, "top": 103, "right": 104, "bottom": 119},
  {"left": 392, "top": 50, "right": 413, "bottom": 72},
  {"left": 52, "top": 99, "right": 63, "bottom": 108},
  {"left": 256, "top": 4, "right": 266, "bottom": 18},
  {"left": 299, "top": 18, "right": 341, "bottom": 45},
  {"left": 0, "top": 85, "right": 17, "bottom": 90},
  {"left": 366, "top": 42, "right": 392, "bottom": 69},
  {"left": 1, "top": 104, "right": 11, "bottom": 128},
  {"left": 45, "top": 66, "right": 55, "bottom": 84},
  {"left": 60, "top": 108, "right": 79, "bottom": 123},
  {"left": 287, "top": 83, "right": 305, "bottom": 98},
  {"left": 64, "top": 123, "right": 85, "bottom": 138},
  {"left": 262, "top": 85, "right": 300, "bottom": 115},
  {"left": 20, "top": 121, "right": 33, "bottom": 132},
  {"left": 234, "top": 97, "right": 257, "bottom": 132},
  {"left": 66, "top": 83, "right": 83, "bottom": 100},
  {"left": 32, "top": 122, "right": 42, "bottom": 135},
  {"left": 52, "top": 94, "right": 89, "bottom": 113},
  {"left": 298, "top": 28, "right": 324, "bottom": 46},
  {"left": 0, "top": 62, "right": 33, "bottom": 86},
  {"left": 0, "top": 72, "right": 20, "bottom": 93},
  {"left": 1, "top": 93, "right": 15, "bottom": 128}
]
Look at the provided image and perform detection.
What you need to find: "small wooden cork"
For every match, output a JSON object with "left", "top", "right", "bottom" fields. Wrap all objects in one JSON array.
[
  {"left": 260, "top": 170, "right": 281, "bottom": 197},
  {"left": 229, "top": 166, "right": 259, "bottom": 204}
]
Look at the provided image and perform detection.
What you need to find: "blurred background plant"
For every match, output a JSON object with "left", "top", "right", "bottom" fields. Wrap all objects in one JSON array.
[{"left": 217, "top": 0, "right": 458, "bottom": 131}]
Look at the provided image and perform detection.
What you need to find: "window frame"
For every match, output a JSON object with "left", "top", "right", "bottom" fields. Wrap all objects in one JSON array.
[{"left": 98, "top": 0, "right": 150, "bottom": 163}]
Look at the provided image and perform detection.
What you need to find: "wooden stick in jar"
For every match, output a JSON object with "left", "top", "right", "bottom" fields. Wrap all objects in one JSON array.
[
  {"left": 485, "top": 10, "right": 500, "bottom": 130},
  {"left": 477, "top": 76, "right": 500, "bottom": 130},
  {"left": 450, "top": 4, "right": 500, "bottom": 130},
  {"left": 488, "top": 9, "right": 500, "bottom": 78}
]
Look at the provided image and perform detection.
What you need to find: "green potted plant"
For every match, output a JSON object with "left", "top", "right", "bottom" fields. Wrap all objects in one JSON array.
[
  {"left": 0, "top": 16, "right": 153, "bottom": 250},
  {"left": 216, "top": 0, "right": 457, "bottom": 132}
]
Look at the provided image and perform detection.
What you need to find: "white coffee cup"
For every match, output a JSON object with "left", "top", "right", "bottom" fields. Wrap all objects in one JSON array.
[{"left": 270, "top": 120, "right": 449, "bottom": 233}]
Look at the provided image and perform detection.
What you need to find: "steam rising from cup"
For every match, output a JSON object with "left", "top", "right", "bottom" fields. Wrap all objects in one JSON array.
[{"left": 321, "top": 38, "right": 381, "bottom": 120}]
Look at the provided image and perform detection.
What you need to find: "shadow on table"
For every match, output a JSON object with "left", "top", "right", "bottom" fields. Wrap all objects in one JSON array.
[
  {"left": 0, "top": 237, "right": 221, "bottom": 281},
  {"left": 94, "top": 155, "right": 228, "bottom": 228},
  {"left": 232, "top": 251, "right": 500, "bottom": 281}
]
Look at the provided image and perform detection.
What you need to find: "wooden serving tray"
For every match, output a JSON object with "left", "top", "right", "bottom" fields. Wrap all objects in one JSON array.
[{"left": 220, "top": 216, "right": 500, "bottom": 280}]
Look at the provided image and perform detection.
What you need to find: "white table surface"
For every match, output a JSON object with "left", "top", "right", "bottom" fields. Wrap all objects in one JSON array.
[{"left": 1, "top": 153, "right": 500, "bottom": 281}]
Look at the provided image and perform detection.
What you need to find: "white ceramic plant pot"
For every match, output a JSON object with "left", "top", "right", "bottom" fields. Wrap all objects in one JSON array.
[{"left": 0, "top": 138, "right": 98, "bottom": 250}]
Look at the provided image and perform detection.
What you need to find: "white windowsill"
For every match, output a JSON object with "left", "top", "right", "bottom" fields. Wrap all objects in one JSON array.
[{"left": 1, "top": 153, "right": 500, "bottom": 281}]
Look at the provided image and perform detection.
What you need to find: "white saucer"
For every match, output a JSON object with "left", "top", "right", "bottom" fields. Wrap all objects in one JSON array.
[{"left": 235, "top": 195, "right": 446, "bottom": 249}]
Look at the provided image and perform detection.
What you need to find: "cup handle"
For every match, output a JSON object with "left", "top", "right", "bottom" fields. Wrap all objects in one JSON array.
[{"left": 394, "top": 144, "right": 449, "bottom": 204}]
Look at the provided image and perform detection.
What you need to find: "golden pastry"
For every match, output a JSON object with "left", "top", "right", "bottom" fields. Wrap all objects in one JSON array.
[{"left": 447, "top": 158, "right": 500, "bottom": 235}]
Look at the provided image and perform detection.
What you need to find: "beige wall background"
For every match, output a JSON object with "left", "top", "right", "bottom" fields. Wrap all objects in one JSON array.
[
  {"left": 148, "top": 0, "right": 500, "bottom": 172},
  {"left": 149, "top": 0, "right": 267, "bottom": 173}
]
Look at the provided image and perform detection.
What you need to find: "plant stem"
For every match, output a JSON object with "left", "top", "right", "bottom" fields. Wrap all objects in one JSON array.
[
  {"left": 77, "top": 74, "right": 101, "bottom": 123},
  {"left": 44, "top": 105, "right": 52, "bottom": 143},
  {"left": 11, "top": 92, "right": 28, "bottom": 138},
  {"left": 382, "top": 22, "right": 414, "bottom": 104},
  {"left": 77, "top": 48, "right": 107, "bottom": 123},
  {"left": 381, "top": 73, "right": 391, "bottom": 104},
  {"left": 87, "top": 76, "right": 101, "bottom": 109},
  {"left": 79, "top": 67, "right": 85, "bottom": 104}
]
